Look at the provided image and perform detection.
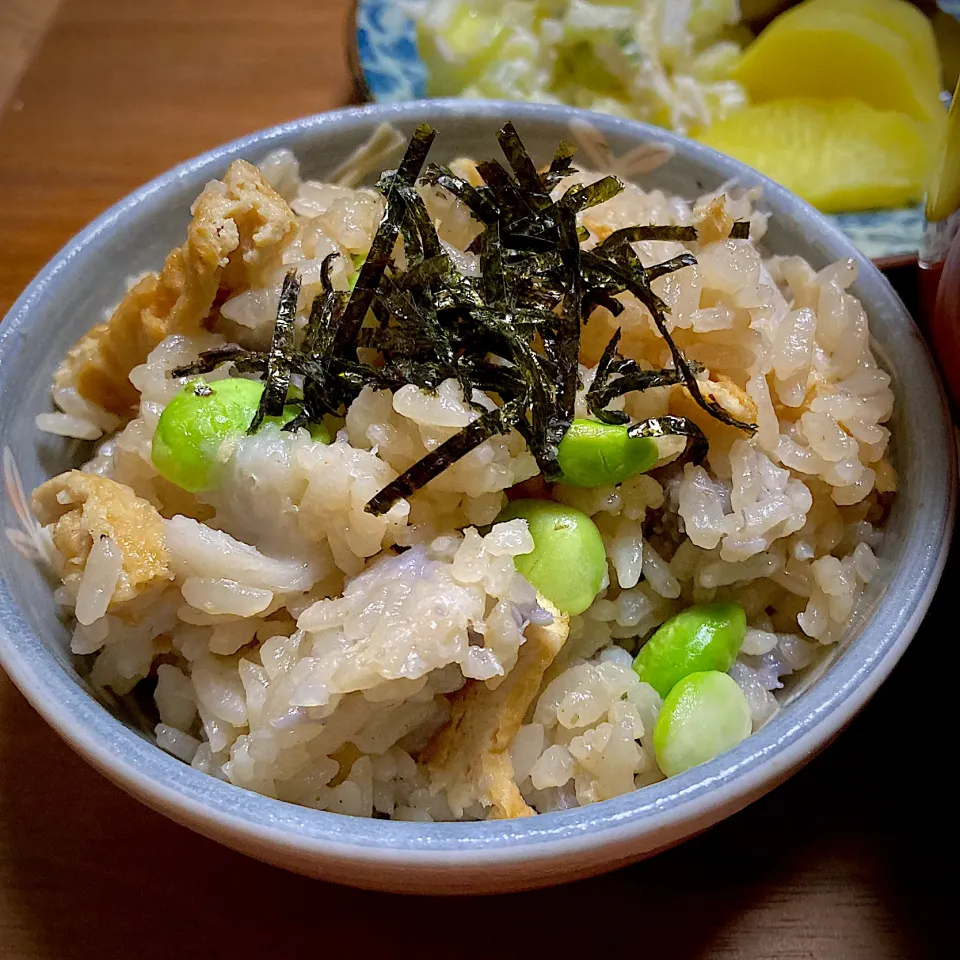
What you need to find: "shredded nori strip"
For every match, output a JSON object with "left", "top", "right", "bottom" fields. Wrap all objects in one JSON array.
[
  {"left": 420, "top": 163, "right": 499, "bottom": 223},
  {"left": 645, "top": 253, "right": 698, "bottom": 281},
  {"left": 598, "top": 225, "right": 697, "bottom": 250},
  {"left": 498, "top": 121, "right": 545, "bottom": 201},
  {"left": 335, "top": 123, "right": 437, "bottom": 351},
  {"left": 540, "top": 141, "right": 578, "bottom": 191},
  {"left": 367, "top": 401, "right": 523, "bottom": 516},
  {"left": 584, "top": 328, "right": 699, "bottom": 424},
  {"left": 559, "top": 176, "right": 624, "bottom": 214},
  {"left": 628, "top": 416, "right": 708, "bottom": 465},
  {"left": 589, "top": 327, "right": 626, "bottom": 422},
  {"left": 248, "top": 270, "right": 299, "bottom": 432},
  {"left": 319, "top": 251, "right": 340, "bottom": 292},
  {"left": 598, "top": 220, "right": 751, "bottom": 251},
  {"left": 553, "top": 203, "right": 583, "bottom": 423},
  {"left": 582, "top": 248, "right": 756, "bottom": 433},
  {"left": 582, "top": 289, "right": 625, "bottom": 318},
  {"left": 175, "top": 122, "right": 756, "bottom": 513},
  {"left": 172, "top": 345, "right": 263, "bottom": 378}
]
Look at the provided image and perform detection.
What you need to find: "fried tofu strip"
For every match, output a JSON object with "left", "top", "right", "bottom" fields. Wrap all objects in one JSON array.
[
  {"left": 670, "top": 375, "right": 759, "bottom": 461},
  {"left": 690, "top": 376, "right": 758, "bottom": 424},
  {"left": 32, "top": 471, "right": 171, "bottom": 607},
  {"left": 422, "top": 600, "right": 570, "bottom": 819},
  {"left": 694, "top": 194, "right": 736, "bottom": 246},
  {"left": 54, "top": 160, "right": 297, "bottom": 418}
]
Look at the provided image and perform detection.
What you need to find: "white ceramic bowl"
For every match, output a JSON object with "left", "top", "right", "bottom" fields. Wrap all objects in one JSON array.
[{"left": 0, "top": 100, "right": 953, "bottom": 894}]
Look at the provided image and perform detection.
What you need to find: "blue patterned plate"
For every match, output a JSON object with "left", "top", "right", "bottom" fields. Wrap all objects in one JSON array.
[
  {"left": 354, "top": 0, "right": 426, "bottom": 102},
  {"left": 354, "top": 0, "right": 960, "bottom": 263}
]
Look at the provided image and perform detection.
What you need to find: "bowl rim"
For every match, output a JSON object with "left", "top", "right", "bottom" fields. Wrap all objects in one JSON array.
[{"left": 0, "top": 99, "right": 954, "bottom": 869}]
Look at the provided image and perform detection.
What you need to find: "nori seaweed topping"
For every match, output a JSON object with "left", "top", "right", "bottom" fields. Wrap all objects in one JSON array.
[
  {"left": 540, "top": 141, "right": 578, "bottom": 191},
  {"left": 367, "top": 400, "right": 524, "bottom": 516},
  {"left": 584, "top": 328, "right": 700, "bottom": 425},
  {"left": 645, "top": 253, "right": 698, "bottom": 281},
  {"left": 420, "top": 163, "right": 499, "bottom": 223},
  {"left": 498, "top": 121, "right": 545, "bottom": 199},
  {"left": 628, "top": 416, "right": 709, "bottom": 465},
  {"left": 172, "top": 345, "right": 263, "bottom": 378},
  {"left": 582, "top": 247, "right": 756, "bottom": 433},
  {"left": 553, "top": 203, "right": 583, "bottom": 422},
  {"left": 335, "top": 123, "right": 437, "bottom": 351},
  {"left": 176, "top": 123, "right": 756, "bottom": 512},
  {"left": 598, "top": 220, "right": 751, "bottom": 251},
  {"left": 248, "top": 269, "right": 300, "bottom": 432}
]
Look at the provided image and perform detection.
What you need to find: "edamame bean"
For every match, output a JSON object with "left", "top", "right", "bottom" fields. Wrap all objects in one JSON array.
[
  {"left": 497, "top": 499, "right": 606, "bottom": 616},
  {"left": 275, "top": 385, "right": 331, "bottom": 443},
  {"left": 556, "top": 419, "right": 659, "bottom": 488},
  {"left": 349, "top": 253, "right": 366, "bottom": 290},
  {"left": 263, "top": 405, "right": 331, "bottom": 444},
  {"left": 632, "top": 601, "right": 746, "bottom": 697},
  {"left": 152, "top": 378, "right": 328, "bottom": 493},
  {"left": 153, "top": 378, "right": 263, "bottom": 493},
  {"left": 653, "top": 670, "right": 752, "bottom": 777}
]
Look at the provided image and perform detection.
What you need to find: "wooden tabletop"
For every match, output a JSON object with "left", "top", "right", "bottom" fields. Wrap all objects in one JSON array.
[{"left": 0, "top": 2, "right": 951, "bottom": 956}]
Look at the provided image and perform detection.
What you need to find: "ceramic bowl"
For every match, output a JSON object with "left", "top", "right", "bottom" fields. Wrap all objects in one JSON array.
[{"left": 0, "top": 100, "right": 953, "bottom": 894}]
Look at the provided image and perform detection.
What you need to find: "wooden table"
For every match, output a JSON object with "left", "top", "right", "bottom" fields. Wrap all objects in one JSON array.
[{"left": 0, "top": 2, "right": 950, "bottom": 956}]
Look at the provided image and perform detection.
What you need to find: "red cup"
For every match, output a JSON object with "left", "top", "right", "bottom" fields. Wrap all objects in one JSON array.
[{"left": 927, "top": 228, "right": 960, "bottom": 413}]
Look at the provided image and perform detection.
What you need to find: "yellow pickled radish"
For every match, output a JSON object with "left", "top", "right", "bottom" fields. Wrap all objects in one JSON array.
[
  {"left": 799, "top": 0, "right": 942, "bottom": 94},
  {"left": 697, "top": 98, "right": 935, "bottom": 213},
  {"left": 926, "top": 79, "right": 960, "bottom": 223},
  {"left": 733, "top": 2, "right": 945, "bottom": 127}
]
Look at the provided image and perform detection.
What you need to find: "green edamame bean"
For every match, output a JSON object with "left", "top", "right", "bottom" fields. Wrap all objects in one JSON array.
[
  {"left": 653, "top": 670, "right": 752, "bottom": 777},
  {"left": 497, "top": 499, "right": 606, "bottom": 616},
  {"left": 152, "top": 378, "right": 328, "bottom": 493},
  {"left": 556, "top": 418, "right": 659, "bottom": 488},
  {"left": 632, "top": 601, "right": 746, "bottom": 697},
  {"left": 275, "top": 385, "right": 330, "bottom": 443},
  {"left": 153, "top": 378, "right": 263, "bottom": 493},
  {"left": 262, "top": 405, "right": 331, "bottom": 444}
]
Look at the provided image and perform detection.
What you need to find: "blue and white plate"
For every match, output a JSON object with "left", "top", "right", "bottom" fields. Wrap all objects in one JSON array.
[{"left": 354, "top": 0, "right": 960, "bottom": 263}]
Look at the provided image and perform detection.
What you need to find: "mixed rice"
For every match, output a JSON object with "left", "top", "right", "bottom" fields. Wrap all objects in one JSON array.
[{"left": 20, "top": 125, "right": 894, "bottom": 821}]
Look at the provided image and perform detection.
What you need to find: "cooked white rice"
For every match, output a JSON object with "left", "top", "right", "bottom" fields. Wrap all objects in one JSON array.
[{"left": 29, "top": 143, "right": 895, "bottom": 820}]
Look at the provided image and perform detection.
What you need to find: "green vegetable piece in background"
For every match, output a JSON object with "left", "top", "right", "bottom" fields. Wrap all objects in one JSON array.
[
  {"left": 497, "top": 499, "right": 607, "bottom": 617},
  {"left": 556, "top": 418, "right": 659, "bottom": 487},
  {"left": 417, "top": 4, "right": 510, "bottom": 97},
  {"left": 653, "top": 670, "right": 753, "bottom": 777},
  {"left": 152, "top": 378, "right": 328, "bottom": 493},
  {"left": 632, "top": 601, "right": 746, "bottom": 697}
]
